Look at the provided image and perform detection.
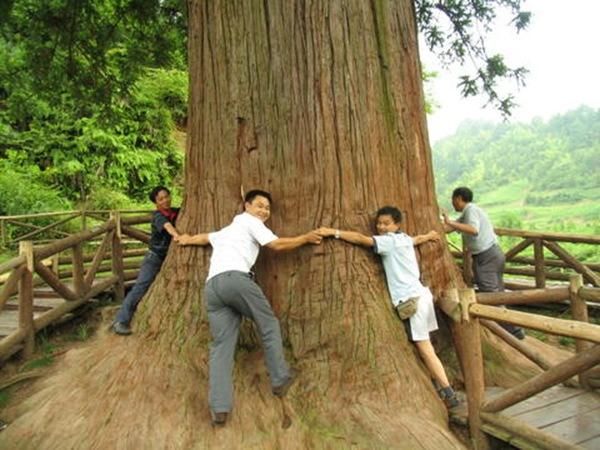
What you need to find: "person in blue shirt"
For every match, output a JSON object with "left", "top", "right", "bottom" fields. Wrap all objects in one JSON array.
[
  {"left": 112, "top": 186, "right": 180, "bottom": 335},
  {"left": 443, "top": 186, "right": 525, "bottom": 339},
  {"left": 318, "top": 206, "right": 459, "bottom": 408}
]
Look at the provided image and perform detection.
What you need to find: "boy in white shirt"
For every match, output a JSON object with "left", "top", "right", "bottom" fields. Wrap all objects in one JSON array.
[
  {"left": 318, "top": 206, "right": 459, "bottom": 408},
  {"left": 177, "top": 190, "right": 322, "bottom": 425}
]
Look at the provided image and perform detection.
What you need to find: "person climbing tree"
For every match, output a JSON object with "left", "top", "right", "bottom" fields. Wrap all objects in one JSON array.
[
  {"left": 177, "top": 189, "right": 322, "bottom": 425},
  {"left": 318, "top": 206, "right": 459, "bottom": 408}
]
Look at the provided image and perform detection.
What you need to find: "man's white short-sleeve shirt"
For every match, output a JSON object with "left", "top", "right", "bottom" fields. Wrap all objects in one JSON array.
[
  {"left": 207, "top": 212, "right": 278, "bottom": 280},
  {"left": 373, "top": 232, "right": 425, "bottom": 305}
]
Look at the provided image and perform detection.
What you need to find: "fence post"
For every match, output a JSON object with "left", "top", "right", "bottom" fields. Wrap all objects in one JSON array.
[
  {"left": 533, "top": 238, "right": 546, "bottom": 288},
  {"left": 569, "top": 274, "right": 591, "bottom": 389},
  {"left": 0, "top": 218, "right": 6, "bottom": 249},
  {"left": 18, "top": 241, "right": 35, "bottom": 359},
  {"left": 110, "top": 211, "right": 125, "bottom": 302},
  {"left": 455, "top": 288, "right": 490, "bottom": 450},
  {"left": 72, "top": 243, "right": 85, "bottom": 296}
]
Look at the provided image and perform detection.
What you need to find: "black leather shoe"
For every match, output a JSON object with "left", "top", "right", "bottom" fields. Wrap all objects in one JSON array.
[
  {"left": 210, "top": 411, "right": 228, "bottom": 426},
  {"left": 273, "top": 369, "right": 298, "bottom": 397}
]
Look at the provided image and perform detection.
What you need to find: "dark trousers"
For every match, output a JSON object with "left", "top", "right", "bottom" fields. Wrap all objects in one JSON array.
[
  {"left": 472, "top": 244, "right": 505, "bottom": 292},
  {"left": 473, "top": 244, "right": 523, "bottom": 336},
  {"left": 114, "top": 250, "right": 164, "bottom": 325}
]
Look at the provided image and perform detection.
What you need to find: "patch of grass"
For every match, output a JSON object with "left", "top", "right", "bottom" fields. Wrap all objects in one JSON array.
[
  {"left": 20, "top": 333, "right": 56, "bottom": 371},
  {"left": 527, "top": 329, "right": 548, "bottom": 342},
  {"left": 558, "top": 336, "right": 575, "bottom": 348},
  {"left": 68, "top": 324, "right": 90, "bottom": 342}
]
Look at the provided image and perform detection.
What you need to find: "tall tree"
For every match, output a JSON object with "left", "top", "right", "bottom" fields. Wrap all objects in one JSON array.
[{"left": 2, "top": 1, "right": 533, "bottom": 448}]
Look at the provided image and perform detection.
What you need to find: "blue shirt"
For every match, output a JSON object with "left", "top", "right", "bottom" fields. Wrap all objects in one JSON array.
[{"left": 373, "top": 232, "right": 425, "bottom": 306}]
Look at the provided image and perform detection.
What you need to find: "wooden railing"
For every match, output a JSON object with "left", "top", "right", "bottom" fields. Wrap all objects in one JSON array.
[
  {"left": 0, "top": 209, "right": 149, "bottom": 248},
  {"left": 451, "top": 228, "right": 600, "bottom": 289},
  {"left": 441, "top": 274, "right": 600, "bottom": 449},
  {"left": 0, "top": 213, "right": 152, "bottom": 361}
]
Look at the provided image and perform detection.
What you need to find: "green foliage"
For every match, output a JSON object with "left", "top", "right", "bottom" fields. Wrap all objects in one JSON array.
[
  {"left": 0, "top": 161, "right": 71, "bottom": 215},
  {"left": 416, "top": 0, "right": 530, "bottom": 117}
]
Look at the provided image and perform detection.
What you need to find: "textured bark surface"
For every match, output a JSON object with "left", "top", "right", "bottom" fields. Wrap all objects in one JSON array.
[{"left": 0, "top": 1, "right": 515, "bottom": 448}]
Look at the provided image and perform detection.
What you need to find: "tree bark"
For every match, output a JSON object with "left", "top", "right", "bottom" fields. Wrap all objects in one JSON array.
[{"left": 2, "top": 1, "right": 514, "bottom": 448}]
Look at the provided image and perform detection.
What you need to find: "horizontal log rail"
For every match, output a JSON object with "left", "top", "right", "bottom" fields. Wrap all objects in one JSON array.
[
  {"left": 476, "top": 287, "right": 569, "bottom": 305},
  {"left": 469, "top": 303, "right": 600, "bottom": 343},
  {"left": 495, "top": 227, "right": 600, "bottom": 245}
]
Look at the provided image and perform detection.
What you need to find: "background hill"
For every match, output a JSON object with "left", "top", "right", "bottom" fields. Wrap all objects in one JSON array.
[{"left": 432, "top": 106, "right": 600, "bottom": 239}]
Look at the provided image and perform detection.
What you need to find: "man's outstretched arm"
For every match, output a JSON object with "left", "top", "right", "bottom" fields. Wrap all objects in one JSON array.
[
  {"left": 265, "top": 231, "right": 322, "bottom": 251},
  {"left": 317, "top": 227, "right": 374, "bottom": 247}
]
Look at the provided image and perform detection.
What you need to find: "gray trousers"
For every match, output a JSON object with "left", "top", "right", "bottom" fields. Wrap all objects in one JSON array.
[
  {"left": 472, "top": 244, "right": 505, "bottom": 292},
  {"left": 204, "top": 271, "right": 290, "bottom": 413},
  {"left": 473, "top": 244, "right": 523, "bottom": 335}
]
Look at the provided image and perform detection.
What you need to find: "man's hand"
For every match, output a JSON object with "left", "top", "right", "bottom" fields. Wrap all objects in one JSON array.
[
  {"left": 316, "top": 227, "right": 337, "bottom": 237},
  {"left": 305, "top": 231, "right": 323, "bottom": 245},
  {"left": 176, "top": 234, "right": 192, "bottom": 245}
]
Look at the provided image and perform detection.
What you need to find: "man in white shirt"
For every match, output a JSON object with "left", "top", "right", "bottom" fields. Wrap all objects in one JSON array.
[
  {"left": 177, "top": 190, "right": 322, "bottom": 425},
  {"left": 443, "top": 186, "right": 525, "bottom": 339}
]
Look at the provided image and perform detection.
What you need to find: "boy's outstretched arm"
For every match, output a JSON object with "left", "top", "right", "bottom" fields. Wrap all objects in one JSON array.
[
  {"left": 317, "top": 227, "right": 374, "bottom": 247},
  {"left": 176, "top": 233, "right": 210, "bottom": 246},
  {"left": 412, "top": 230, "right": 441, "bottom": 246}
]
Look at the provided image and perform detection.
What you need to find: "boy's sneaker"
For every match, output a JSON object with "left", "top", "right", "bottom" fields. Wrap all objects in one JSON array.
[{"left": 439, "top": 386, "right": 460, "bottom": 409}]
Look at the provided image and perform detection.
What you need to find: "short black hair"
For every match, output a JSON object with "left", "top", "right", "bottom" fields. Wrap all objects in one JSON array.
[
  {"left": 149, "top": 186, "right": 170, "bottom": 203},
  {"left": 376, "top": 206, "right": 402, "bottom": 223},
  {"left": 452, "top": 187, "right": 473, "bottom": 203},
  {"left": 244, "top": 189, "right": 272, "bottom": 205}
]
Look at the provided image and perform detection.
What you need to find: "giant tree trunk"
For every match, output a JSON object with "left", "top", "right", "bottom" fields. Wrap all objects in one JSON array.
[{"left": 2, "top": 1, "right": 495, "bottom": 448}]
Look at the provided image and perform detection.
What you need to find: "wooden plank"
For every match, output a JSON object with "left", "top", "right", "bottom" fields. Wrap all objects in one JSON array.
[
  {"left": 501, "top": 386, "right": 585, "bottom": 416},
  {"left": 542, "top": 406, "right": 600, "bottom": 445},
  {"left": 5, "top": 297, "right": 66, "bottom": 311},
  {"left": 482, "top": 345, "right": 600, "bottom": 413},
  {"left": 580, "top": 434, "right": 600, "bottom": 449},
  {"left": 470, "top": 304, "right": 600, "bottom": 343},
  {"left": 515, "top": 392, "right": 600, "bottom": 428}
]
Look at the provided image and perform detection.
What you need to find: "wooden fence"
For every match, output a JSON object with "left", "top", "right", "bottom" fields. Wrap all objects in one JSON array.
[
  {"left": 0, "top": 213, "right": 152, "bottom": 360},
  {"left": 441, "top": 275, "right": 600, "bottom": 449},
  {"left": 0, "top": 209, "right": 149, "bottom": 248},
  {"left": 452, "top": 227, "right": 600, "bottom": 290}
]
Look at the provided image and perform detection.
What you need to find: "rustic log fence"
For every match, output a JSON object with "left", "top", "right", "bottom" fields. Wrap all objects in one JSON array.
[
  {"left": 452, "top": 227, "right": 600, "bottom": 290},
  {"left": 443, "top": 274, "right": 600, "bottom": 449},
  {"left": 0, "top": 213, "right": 152, "bottom": 361},
  {"left": 0, "top": 209, "right": 149, "bottom": 248}
]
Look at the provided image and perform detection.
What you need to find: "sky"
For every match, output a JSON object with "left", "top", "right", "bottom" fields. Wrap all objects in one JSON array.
[{"left": 421, "top": 0, "right": 600, "bottom": 144}]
